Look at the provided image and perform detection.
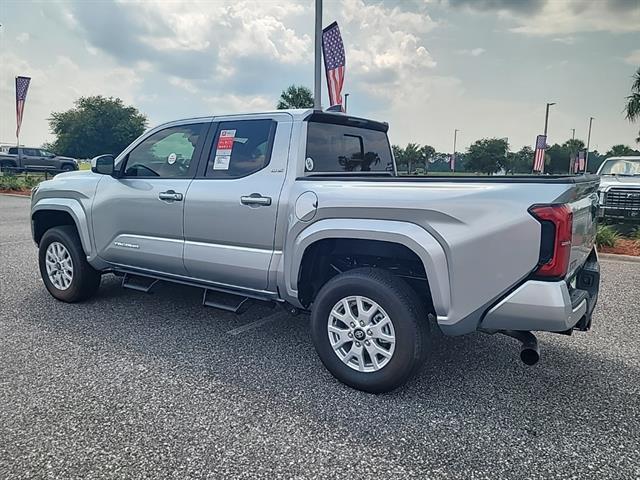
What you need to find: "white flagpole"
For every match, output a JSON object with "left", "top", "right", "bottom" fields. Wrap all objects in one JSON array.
[{"left": 314, "top": 0, "right": 322, "bottom": 110}]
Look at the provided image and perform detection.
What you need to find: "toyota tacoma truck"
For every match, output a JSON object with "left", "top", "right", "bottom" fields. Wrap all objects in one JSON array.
[
  {"left": 0, "top": 147, "right": 78, "bottom": 173},
  {"left": 30, "top": 109, "right": 600, "bottom": 393},
  {"left": 596, "top": 156, "right": 640, "bottom": 223}
]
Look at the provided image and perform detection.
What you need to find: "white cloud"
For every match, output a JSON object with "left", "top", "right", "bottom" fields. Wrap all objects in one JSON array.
[
  {"left": 16, "top": 32, "right": 30, "bottom": 43},
  {"left": 507, "top": 1, "right": 640, "bottom": 36},
  {"left": 552, "top": 37, "right": 576, "bottom": 45},
  {"left": 456, "top": 48, "right": 485, "bottom": 56},
  {"left": 339, "top": 0, "right": 437, "bottom": 105},
  {"left": 203, "top": 93, "right": 274, "bottom": 113},
  {"left": 168, "top": 76, "right": 199, "bottom": 94},
  {"left": 624, "top": 49, "right": 640, "bottom": 66}
]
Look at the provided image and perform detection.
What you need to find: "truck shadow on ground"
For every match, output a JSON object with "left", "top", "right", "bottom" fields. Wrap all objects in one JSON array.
[{"left": 22, "top": 274, "right": 638, "bottom": 442}]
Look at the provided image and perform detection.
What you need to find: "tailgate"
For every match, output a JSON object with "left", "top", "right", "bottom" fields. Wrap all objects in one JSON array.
[{"left": 566, "top": 177, "right": 600, "bottom": 279}]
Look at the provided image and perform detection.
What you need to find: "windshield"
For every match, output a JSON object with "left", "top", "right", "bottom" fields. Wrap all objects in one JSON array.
[{"left": 599, "top": 158, "right": 640, "bottom": 175}]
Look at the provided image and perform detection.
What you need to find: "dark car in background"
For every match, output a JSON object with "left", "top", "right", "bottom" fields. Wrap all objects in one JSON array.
[{"left": 0, "top": 147, "right": 78, "bottom": 174}]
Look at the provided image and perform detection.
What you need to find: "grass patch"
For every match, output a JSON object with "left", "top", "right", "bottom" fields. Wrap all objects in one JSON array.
[{"left": 596, "top": 225, "right": 620, "bottom": 248}]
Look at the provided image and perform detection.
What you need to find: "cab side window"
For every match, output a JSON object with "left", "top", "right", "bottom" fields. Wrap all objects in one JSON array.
[
  {"left": 206, "top": 120, "right": 275, "bottom": 178},
  {"left": 123, "top": 123, "right": 205, "bottom": 178}
]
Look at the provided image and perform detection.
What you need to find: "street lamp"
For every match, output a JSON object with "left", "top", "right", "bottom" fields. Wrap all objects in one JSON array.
[
  {"left": 344, "top": 93, "right": 349, "bottom": 113},
  {"left": 452, "top": 129, "right": 459, "bottom": 173},
  {"left": 543, "top": 102, "right": 556, "bottom": 137}
]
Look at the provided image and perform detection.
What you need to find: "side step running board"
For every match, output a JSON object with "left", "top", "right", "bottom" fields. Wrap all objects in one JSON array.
[
  {"left": 202, "top": 289, "right": 250, "bottom": 314},
  {"left": 122, "top": 273, "right": 159, "bottom": 293}
]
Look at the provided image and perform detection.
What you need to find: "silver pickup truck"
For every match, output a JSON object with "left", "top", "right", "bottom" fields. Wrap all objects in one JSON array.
[{"left": 30, "top": 109, "right": 600, "bottom": 392}]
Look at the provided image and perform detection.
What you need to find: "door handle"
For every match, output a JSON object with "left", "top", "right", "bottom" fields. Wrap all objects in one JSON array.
[
  {"left": 240, "top": 193, "right": 272, "bottom": 206},
  {"left": 158, "top": 190, "right": 183, "bottom": 202}
]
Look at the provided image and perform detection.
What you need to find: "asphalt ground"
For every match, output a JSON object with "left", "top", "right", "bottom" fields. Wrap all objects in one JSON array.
[{"left": 1, "top": 194, "right": 639, "bottom": 479}]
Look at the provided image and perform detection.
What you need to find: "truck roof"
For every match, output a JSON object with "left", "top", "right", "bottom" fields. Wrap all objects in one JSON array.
[{"left": 164, "top": 109, "right": 388, "bottom": 133}]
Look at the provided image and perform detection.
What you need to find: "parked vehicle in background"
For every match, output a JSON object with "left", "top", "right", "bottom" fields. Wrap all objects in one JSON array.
[
  {"left": 597, "top": 156, "right": 640, "bottom": 223},
  {"left": 30, "top": 109, "right": 601, "bottom": 393},
  {"left": 0, "top": 147, "right": 78, "bottom": 174}
]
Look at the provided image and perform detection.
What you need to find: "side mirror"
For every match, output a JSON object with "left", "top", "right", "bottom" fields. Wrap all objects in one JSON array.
[{"left": 91, "top": 154, "right": 115, "bottom": 175}]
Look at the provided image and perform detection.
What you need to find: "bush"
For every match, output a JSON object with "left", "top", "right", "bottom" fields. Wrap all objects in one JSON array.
[
  {"left": 0, "top": 173, "right": 44, "bottom": 191},
  {"left": 596, "top": 225, "right": 619, "bottom": 248},
  {"left": 0, "top": 174, "right": 22, "bottom": 191}
]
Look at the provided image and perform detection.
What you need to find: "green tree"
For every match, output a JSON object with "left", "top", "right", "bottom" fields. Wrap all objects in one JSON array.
[
  {"left": 625, "top": 67, "right": 640, "bottom": 143},
  {"left": 465, "top": 138, "right": 509, "bottom": 174},
  {"left": 277, "top": 85, "right": 314, "bottom": 109},
  {"left": 420, "top": 145, "right": 436, "bottom": 173},
  {"left": 48, "top": 96, "right": 147, "bottom": 158},
  {"left": 392, "top": 145, "right": 406, "bottom": 172},
  {"left": 403, "top": 143, "right": 424, "bottom": 174},
  {"left": 505, "top": 146, "right": 535, "bottom": 174},
  {"left": 605, "top": 144, "right": 640, "bottom": 157}
]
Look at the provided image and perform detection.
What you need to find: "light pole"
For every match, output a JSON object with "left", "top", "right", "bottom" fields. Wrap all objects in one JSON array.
[
  {"left": 344, "top": 93, "right": 349, "bottom": 113},
  {"left": 314, "top": 0, "right": 322, "bottom": 110},
  {"left": 543, "top": 102, "right": 556, "bottom": 138},
  {"left": 452, "top": 129, "right": 459, "bottom": 173},
  {"left": 571, "top": 128, "right": 575, "bottom": 140},
  {"left": 585, "top": 117, "right": 594, "bottom": 173}
]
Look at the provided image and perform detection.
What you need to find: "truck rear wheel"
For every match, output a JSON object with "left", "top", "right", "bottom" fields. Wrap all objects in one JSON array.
[
  {"left": 310, "top": 268, "right": 429, "bottom": 393},
  {"left": 38, "top": 226, "right": 101, "bottom": 302}
]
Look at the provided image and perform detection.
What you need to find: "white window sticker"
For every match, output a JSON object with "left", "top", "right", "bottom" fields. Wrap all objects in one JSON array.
[
  {"left": 213, "top": 155, "right": 231, "bottom": 170},
  {"left": 167, "top": 152, "right": 177, "bottom": 164},
  {"left": 305, "top": 157, "right": 314, "bottom": 171},
  {"left": 216, "top": 129, "right": 236, "bottom": 157}
]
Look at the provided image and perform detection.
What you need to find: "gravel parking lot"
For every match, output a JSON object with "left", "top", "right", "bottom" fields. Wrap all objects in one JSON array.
[{"left": 1, "top": 194, "right": 639, "bottom": 479}]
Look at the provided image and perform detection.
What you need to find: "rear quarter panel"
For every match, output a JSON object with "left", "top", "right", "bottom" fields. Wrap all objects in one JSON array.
[{"left": 280, "top": 176, "right": 576, "bottom": 335}]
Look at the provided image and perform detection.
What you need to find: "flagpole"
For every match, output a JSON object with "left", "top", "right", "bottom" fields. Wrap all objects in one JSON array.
[
  {"left": 314, "top": 0, "right": 322, "bottom": 111},
  {"left": 585, "top": 117, "right": 594, "bottom": 174},
  {"left": 452, "top": 129, "right": 458, "bottom": 173}
]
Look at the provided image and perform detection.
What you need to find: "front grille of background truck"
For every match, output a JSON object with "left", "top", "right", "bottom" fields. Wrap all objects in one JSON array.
[{"left": 604, "top": 188, "right": 640, "bottom": 210}]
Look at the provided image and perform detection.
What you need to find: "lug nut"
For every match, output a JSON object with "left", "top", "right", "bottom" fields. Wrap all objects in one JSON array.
[
  {"left": 359, "top": 321, "right": 365, "bottom": 327},
  {"left": 350, "top": 322, "right": 356, "bottom": 328},
  {"left": 365, "top": 340, "right": 370, "bottom": 346},
  {"left": 367, "top": 330, "right": 372, "bottom": 336},
  {"left": 348, "top": 332, "right": 353, "bottom": 338},
  {"left": 355, "top": 341, "right": 361, "bottom": 347}
]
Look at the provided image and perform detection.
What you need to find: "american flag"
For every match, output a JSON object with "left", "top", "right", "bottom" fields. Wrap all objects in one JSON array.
[
  {"left": 577, "top": 150, "right": 586, "bottom": 173},
  {"left": 533, "top": 134, "right": 547, "bottom": 172},
  {"left": 15, "top": 76, "right": 31, "bottom": 138},
  {"left": 322, "top": 22, "right": 345, "bottom": 109}
]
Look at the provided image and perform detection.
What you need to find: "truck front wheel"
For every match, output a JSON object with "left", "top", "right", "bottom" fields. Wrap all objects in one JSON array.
[
  {"left": 310, "top": 268, "right": 429, "bottom": 393},
  {"left": 38, "top": 226, "right": 101, "bottom": 302}
]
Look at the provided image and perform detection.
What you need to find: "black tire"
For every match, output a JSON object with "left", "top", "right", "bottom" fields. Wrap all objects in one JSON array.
[
  {"left": 38, "top": 225, "right": 101, "bottom": 302},
  {"left": 310, "top": 268, "right": 429, "bottom": 393},
  {"left": 1, "top": 161, "right": 15, "bottom": 173},
  {"left": 61, "top": 164, "right": 74, "bottom": 172}
]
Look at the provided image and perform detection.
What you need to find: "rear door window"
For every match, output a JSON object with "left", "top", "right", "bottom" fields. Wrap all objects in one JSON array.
[
  {"left": 305, "top": 122, "right": 394, "bottom": 173},
  {"left": 205, "top": 120, "right": 276, "bottom": 178}
]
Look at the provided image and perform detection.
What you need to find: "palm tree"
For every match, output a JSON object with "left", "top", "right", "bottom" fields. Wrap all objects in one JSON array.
[
  {"left": 277, "top": 85, "right": 314, "bottom": 109},
  {"left": 625, "top": 68, "right": 640, "bottom": 143}
]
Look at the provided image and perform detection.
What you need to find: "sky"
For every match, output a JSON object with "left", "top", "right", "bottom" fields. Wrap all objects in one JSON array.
[{"left": 1, "top": 0, "right": 639, "bottom": 153}]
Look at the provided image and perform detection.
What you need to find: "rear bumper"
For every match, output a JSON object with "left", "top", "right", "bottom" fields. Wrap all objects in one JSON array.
[
  {"left": 598, "top": 206, "right": 640, "bottom": 221},
  {"left": 480, "top": 257, "right": 600, "bottom": 333}
]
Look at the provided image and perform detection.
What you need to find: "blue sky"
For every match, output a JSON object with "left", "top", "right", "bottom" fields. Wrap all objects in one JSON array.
[{"left": 1, "top": 0, "right": 639, "bottom": 153}]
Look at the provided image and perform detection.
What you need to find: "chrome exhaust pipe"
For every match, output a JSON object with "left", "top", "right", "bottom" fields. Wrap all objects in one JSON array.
[{"left": 500, "top": 330, "right": 540, "bottom": 366}]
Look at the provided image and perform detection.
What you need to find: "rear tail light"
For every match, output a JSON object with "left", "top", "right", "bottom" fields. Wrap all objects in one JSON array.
[{"left": 529, "top": 204, "right": 573, "bottom": 279}]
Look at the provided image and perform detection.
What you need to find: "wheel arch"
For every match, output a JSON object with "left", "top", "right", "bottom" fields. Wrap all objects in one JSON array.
[
  {"left": 283, "top": 219, "right": 450, "bottom": 316},
  {"left": 32, "top": 199, "right": 92, "bottom": 255}
]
